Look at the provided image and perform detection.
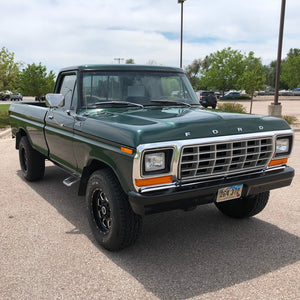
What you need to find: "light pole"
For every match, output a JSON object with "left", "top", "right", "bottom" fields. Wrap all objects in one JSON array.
[
  {"left": 269, "top": 0, "right": 286, "bottom": 117},
  {"left": 114, "top": 58, "right": 124, "bottom": 64},
  {"left": 178, "top": 0, "right": 186, "bottom": 68}
]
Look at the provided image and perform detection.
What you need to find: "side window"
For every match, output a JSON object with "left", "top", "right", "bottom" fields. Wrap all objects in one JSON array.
[{"left": 58, "top": 74, "right": 76, "bottom": 110}]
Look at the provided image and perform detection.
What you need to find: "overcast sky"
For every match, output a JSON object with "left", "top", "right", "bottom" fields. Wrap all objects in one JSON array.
[{"left": 1, "top": 0, "right": 299, "bottom": 75}]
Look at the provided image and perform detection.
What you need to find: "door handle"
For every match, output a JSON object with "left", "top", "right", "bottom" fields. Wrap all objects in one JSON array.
[{"left": 48, "top": 115, "right": 53, "bottom": 120}]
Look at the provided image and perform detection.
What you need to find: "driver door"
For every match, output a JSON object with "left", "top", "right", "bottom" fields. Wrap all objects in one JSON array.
[{"left": 45, "top": 73, "right": 78, "bottom": 171}]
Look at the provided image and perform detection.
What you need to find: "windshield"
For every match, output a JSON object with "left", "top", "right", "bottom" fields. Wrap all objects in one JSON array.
[{"left": 81, "top": 71, "right": 199, "bottom": 108}]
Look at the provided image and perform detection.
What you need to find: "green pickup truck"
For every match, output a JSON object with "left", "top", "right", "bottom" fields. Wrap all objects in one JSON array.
[{"left": 9, "top": 64, "right": 294, "bottom": 251}]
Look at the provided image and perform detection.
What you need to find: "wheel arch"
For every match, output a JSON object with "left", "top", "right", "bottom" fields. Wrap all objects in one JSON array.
[
  {"left": 15, "top": 128, "right": 28, "bottom": 149},
  {"left": 78, "top": 159, "right": 126, "bottom": 197}
]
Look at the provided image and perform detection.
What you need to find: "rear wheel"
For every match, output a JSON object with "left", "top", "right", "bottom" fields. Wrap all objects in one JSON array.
[
  {"left": 215, "top": 191, "right": 269, "bottom": 218},
  {"left": 19, "top": 136, "right": 45, "bottom": 181},
  {"left": 86, "top": 169, "right": 142, "bottom": 251}
]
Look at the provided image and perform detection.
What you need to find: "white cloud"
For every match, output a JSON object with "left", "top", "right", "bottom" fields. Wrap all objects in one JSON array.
[{"left": 1, "top": 0, "right": 299, "bottom": 75}]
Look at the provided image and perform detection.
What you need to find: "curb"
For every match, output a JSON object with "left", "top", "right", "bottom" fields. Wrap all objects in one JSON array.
[{"left": 0, "top": 128, "right": 12, "bottom": 139}]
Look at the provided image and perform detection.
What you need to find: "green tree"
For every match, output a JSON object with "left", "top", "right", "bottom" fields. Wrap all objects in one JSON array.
[
  {"left": 262, "top": 48, "right": 300, "bottom": 89},
  {"left": 0, "top": 47, "right": 22, "bottom": 91},
  {"left": 286, "top": 48, "right": 300, "bottom": 58},
  {"left": 19, "top": 63, "right": 56, "bottom": 98},
  {"left": 281, "top": 49, "right": 300, "bottom": 89},
  {"left": 201, "top": 47, "right": 245, "bottom": 95},
  {"left": 185, "top": 56, "right": 212, "bottom": 90},
  {"left": 125, "top": 58, "right": 135, "bottom": 64},
  {"left": 238, "top": 52, "right": 265, "bottom": 113},
  {"left": 262, "top": 60, "right": 276, "bottom": 88},
  {"left": 185, "top": 59, "right": 202, "bottom": 89}
]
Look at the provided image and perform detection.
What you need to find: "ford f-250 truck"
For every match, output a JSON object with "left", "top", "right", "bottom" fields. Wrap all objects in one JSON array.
[{"left": 9, "top": 64, "right": 294, "bottom": 251}]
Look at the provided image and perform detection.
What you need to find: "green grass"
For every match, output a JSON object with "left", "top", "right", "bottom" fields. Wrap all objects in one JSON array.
[{"left": 0, "top": 104, "right": 10, "bottom": 129}]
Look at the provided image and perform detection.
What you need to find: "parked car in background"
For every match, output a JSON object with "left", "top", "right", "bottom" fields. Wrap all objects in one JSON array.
[
  {"left": 199, "top": 91, "right": 217, "bottom": 108},
  {"left": 0, "top": 90, "right": 13, "bottom": 100},
  {"left": 279, "top": 90, "right": 293, "bottom": 96},
  {"left": 35, "top": 96, "right": 46, "bottom": 101},
  {"left": 292, "top": 88, "right": 300, "bottom": 96},
  {"left": 258, "top": 91, "right": 266, "bottom": 96},
  {"left": 221, "top": 91, "right": 241, "bottom": 99},
  {"left": 214, "top": 92, "right": 221, "bottom": 99},
  {"left": 266, "top": 90, "right": 275, "bottom": 95},
  {"left": 10, "top": 93, "right": 23, "bottom": 101}
]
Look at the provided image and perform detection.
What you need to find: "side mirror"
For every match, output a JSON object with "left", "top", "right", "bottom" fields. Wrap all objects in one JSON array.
[{"left": 45, "top": 93, "right": 65, "bottom": 107}]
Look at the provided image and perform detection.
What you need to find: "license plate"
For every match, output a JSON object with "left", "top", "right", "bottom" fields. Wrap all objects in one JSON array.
[{"left": 217, "top": 184, "right": 243, "bottom": 203}]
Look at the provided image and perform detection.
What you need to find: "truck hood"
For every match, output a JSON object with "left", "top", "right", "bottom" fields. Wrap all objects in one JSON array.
[{"left": 82, "top": 107, "right": 290, "bottom": 148}]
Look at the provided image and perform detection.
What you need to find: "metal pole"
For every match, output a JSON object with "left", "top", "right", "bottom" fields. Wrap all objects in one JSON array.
[
  {"left": 180, "top": 1, "right": 184, "bottom": 68},
  {"left": 274, "top": 0, "right": 286, "bottom": 105},
  {"left": 114, "top": 58, "right": 124, "bottom": 64}
]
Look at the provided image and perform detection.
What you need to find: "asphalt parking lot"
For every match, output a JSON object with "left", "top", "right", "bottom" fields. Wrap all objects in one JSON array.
[{"left": 0, "top": 100, "right": 299, "bottom": 299}]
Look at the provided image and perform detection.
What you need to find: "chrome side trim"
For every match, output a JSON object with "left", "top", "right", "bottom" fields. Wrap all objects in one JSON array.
[
  {"left": 265, "top": 165, "right": 286, "bottom": 172},
  {"left": 139, "top": 183, "right": 178, "bottom": 193}
]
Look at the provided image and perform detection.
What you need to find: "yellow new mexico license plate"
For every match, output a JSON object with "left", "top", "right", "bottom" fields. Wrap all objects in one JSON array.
[{"left": 217, "top": 184, "right": 243, "bottom": 203}]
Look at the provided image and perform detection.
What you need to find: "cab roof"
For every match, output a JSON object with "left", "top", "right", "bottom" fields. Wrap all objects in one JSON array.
[{"left": 59, "top": 64, "right": 184, "bottom": 73}]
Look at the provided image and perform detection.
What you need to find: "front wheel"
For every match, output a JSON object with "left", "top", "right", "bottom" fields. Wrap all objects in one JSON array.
[
  {"left": 215, "top": 191, "right": 269, "bottom": 218},
  {"left": 86, "top": 169, "right": 142, "bottom": 251}
]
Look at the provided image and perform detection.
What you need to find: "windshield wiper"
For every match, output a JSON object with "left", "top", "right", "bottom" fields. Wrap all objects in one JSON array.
[
  {"left": 151, "top": 99, "right": 192, "bottom": 107},
  {"left": 93, "top": 101, "right": 144, "bottom": 109}
]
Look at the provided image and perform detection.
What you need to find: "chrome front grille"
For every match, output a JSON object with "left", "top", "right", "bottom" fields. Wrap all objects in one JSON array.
[{"left": 179, "top": 137, "right": 274, "bottom": 180}]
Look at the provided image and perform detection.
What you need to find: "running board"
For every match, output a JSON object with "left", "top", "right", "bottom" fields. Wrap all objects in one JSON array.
[{"left": 63, "top": 175, "right": 80, "bottom": 187}]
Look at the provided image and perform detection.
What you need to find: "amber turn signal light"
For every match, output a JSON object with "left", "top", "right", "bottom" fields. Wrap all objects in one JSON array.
[
  {"left": 121, "top": 147, "right": 133, "bottom": 155},
  {"left": 135, "top": 175, "right": 173, "bottom": 187},
  {"left": 268, "top": 157, "right": 288, "bottom": 167}
]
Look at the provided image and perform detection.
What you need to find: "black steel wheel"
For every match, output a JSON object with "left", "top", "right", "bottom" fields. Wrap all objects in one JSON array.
[
  {"left": 86, "top": 169, "right": 142, "bottom": 251},
  {"left": 19, "top": 136, "right": 45, "bottom": 181},
  {"left": 92, "top": 188, "right": 112, "bottom": 234}
]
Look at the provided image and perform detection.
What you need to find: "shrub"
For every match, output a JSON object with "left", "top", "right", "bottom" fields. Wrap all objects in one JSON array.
[
  {"left": 222, "top": 95, "right": 251, "bottom": 100},
  {"left": 239, "top": 95, "right": 252, "bottom": 100},
  {"left": 217, "top": 102, "right": 247, "bottom": 114},
  {"left": 0, "top": 104, "right": 10, "bottom": 129},
  {"left": 0, "top": 111, "right": 9, "bottom": 129},
  {"left": 282, "top": 115, "right": 297, "bottom": 125}
]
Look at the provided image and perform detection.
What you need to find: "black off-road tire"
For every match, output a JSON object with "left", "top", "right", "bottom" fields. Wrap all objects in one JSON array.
[
  {"left": 86, "top": 169, "right": 142, "bottom": 251},
  {"left": 215, "top": 191, "right": 269, "bottom": 219},
  {"left": 19, "top": 136, "right": 45, "bottom": 181}
]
